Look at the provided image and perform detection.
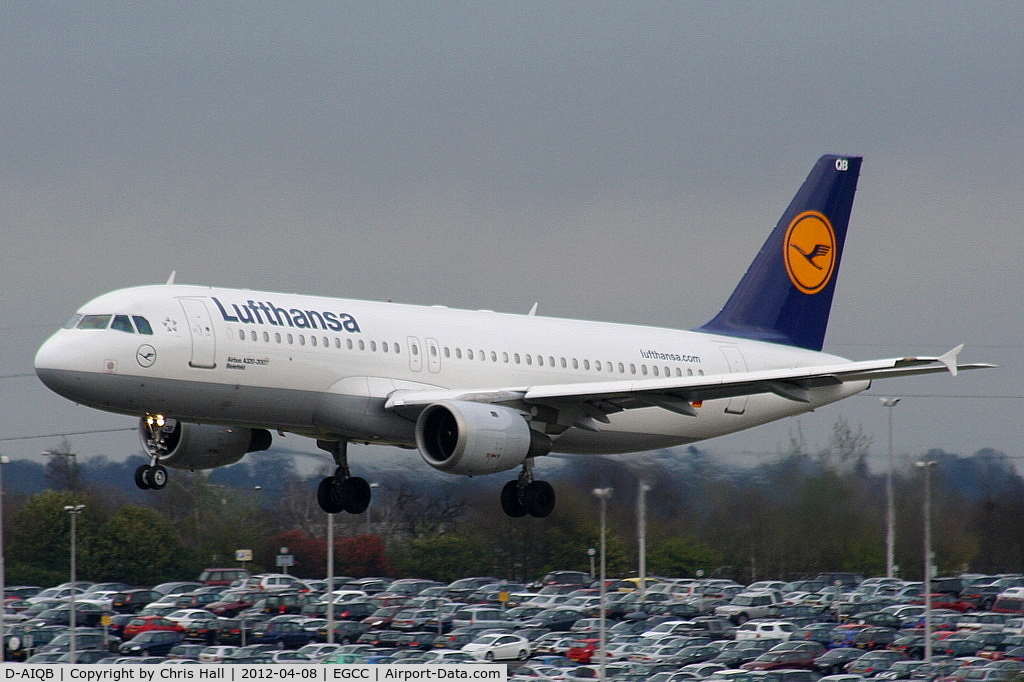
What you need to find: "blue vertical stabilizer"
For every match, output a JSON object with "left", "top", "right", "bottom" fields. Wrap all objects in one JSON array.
[{"left": 698, "top": 155, "right": 862, "bottom": 351}]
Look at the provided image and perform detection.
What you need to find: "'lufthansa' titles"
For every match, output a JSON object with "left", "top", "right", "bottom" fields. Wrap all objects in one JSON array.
[{"left": 212, "top": 298, "right": 361, "bottom": 333}]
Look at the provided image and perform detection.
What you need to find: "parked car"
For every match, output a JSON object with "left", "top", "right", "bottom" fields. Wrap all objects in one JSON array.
[
  {"left": 249, "top": 619, "right": 317, "bottom": 649},
  {"left": 119, "top": 630, "right": 185, "bottom": 656},
  {"left": 461, "top": 633, "right": 531, "bottom": 661},
  {"left": 735, "top": 620, "right": 798, "bottom": 641}
]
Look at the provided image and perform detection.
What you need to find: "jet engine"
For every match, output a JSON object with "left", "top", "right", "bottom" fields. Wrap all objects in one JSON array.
[
  {"left": 415, "top": 401, "right": 551, "bottom": 476},
  {"left": 138, "top": 417, "right": 272, "bottom": 469}
]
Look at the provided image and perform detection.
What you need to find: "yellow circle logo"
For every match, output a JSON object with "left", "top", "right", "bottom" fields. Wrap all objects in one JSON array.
[{"left": 783, "top": 211, "right": 836, "bottom": 294}]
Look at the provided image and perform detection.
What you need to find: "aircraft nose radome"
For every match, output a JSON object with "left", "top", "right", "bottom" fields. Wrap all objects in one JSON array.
[{"left": 34, "top": 334, "right": 81, "bottom": 397}]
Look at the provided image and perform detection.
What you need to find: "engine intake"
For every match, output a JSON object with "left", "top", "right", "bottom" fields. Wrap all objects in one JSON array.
[
  {"left": 415, "top": 401, "right": 551, "bottom": 476},
  {"left": 139, "top": 417, "right": 272, "bottom": 469}
]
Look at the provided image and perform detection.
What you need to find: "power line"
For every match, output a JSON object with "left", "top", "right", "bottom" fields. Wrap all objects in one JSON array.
[{"left": 0, "top": 428, "right": 136, "bottom": 442}]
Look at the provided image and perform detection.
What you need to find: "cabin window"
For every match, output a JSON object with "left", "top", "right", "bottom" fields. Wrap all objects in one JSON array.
[
  {"left": 287, "top": 334, "right": 294, "bottom": 344},
  {"left": 310, "top": 336, "right": 317, "bottom": 347},
  {"left": 594, "top": 360, "right": 601, "bottom": 371},
  {"left": 299, "top": 335, "right": 306, "bottom": 346},
  {"left": 250, "top": 331, "right": 257, "bottom": 342},
  {"left": 583, "top": 360, "right": 590, "bottom": 370},
  {"left": 514, "top": 353, "right": 521, "bottom": 364},
  {"left": 370, "top": 341, "right": 377, "bottom": 352},
  {"left": 358, "top": 340, "right": 365, "bottom": 351},
  {"left": 455, "top": 348, "right": 462, "bottom": 359}
]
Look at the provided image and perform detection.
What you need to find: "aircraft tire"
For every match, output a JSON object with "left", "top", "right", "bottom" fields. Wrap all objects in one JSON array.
[
  {"left": 341, "top": 476, "right": 372, "bottom": 514},
  {"left": 150, "top": 465, "right": 168, "bottom": 489},
  {"left": 134, "top": 464, "right": 151, "bottom": 490},
  {"left": 500, "top": 480, "right": 527, "bottom": 518},
  {"left": 524, "top": 480, "right": 555, "bottom": 518},
  {"left": 317, "top": 476, "right": 345, "bottom": 514}
]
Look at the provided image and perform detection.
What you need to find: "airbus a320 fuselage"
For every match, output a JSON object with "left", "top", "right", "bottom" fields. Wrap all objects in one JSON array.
[{"left": 34, "top": 156, "right": 990, "bottom": 517}]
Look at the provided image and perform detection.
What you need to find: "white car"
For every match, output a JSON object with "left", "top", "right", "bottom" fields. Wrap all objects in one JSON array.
[
  {"left": 419, "top": 650, "right": 478, "bottom": 664},
  {"left": 461, "top": 633, "right": 531, "bottom": 661},
  {"left": 734, "top": 619, "right": 797, "bottom": 641}
]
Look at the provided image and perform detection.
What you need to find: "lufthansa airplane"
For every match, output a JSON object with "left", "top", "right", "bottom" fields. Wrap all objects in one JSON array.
[{"left": 34, "top": 156, "right": 991, "bottom": 518}]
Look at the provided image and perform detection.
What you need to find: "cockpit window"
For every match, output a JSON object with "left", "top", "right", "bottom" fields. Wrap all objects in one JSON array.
[
  {"left": 133, "top": 316, "right": 154, "bottom": 335},
  {"left": 77, "top": 315, "right": 112, "bottom": 330},
  {"left": 63, "top": 315, "right": 83, "bottom": 330},
  {"left": 111, "top": 315, "right": 134, "bottom": 333}
]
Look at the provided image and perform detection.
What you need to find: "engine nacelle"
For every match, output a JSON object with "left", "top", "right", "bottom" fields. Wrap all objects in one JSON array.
[
  {"left": 139, "top": 417, "right": 272, "bottom": 470},
  {"left": 415, "top": 401, "right": 551, "bottom": 476}
]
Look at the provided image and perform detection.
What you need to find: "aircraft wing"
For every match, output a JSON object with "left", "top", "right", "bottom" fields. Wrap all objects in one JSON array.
[{"left": 385, "top": 345, "right": 994, "bottom": 422}]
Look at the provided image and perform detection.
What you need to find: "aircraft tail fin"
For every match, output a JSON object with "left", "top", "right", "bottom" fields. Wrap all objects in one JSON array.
[{"left": 698, "top": 155, "right": 862, "bottom": 351}]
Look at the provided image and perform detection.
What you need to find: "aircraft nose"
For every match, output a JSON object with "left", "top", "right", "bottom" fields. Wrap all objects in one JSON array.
[{"left": 34, "top": 332, "right": 83, "bottom": 398}]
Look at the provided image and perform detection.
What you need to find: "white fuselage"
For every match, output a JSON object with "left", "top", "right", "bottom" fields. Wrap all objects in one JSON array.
[{"left": 34, "top": 284, "right": 866, "bottom": 455}]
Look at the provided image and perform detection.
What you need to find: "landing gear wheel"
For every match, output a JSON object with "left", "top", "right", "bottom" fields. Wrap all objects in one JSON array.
[
  {"left": 135, "top": 464, "right": 152, "bottom": 490},
  {"left": 341, "top": 476, "right": 372, "bottom": 514},
  {"left": 317, "top": 476, "right": 345, "bottom": 514},
  {"left": 149, "top": 465, "right": 168, "bottom": 490},
  {"left": 500, "top": 480, "right": 527, "bottom": 518},
  {"left": 523, "top": 480, "right": 556, "bottom": 518}
]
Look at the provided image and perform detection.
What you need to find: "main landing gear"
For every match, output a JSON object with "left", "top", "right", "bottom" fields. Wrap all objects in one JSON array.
[
  {"left": 316, "top": 440, "right": 372, "bottom": 514},
  {"left": 500, "top": 459, "right": 555, "bottom": 518}
]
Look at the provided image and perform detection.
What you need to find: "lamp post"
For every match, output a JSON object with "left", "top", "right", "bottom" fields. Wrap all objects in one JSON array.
[
  {"left": 63, "top": 504, "right": 86, "bottom": 664},
  {"left": 326, "top": 509, "right": 335, "bottom": 643},
  {"left": 592, "top": 487, "right": 613, "bottom": 682},
  {"left": 0, "top": 455, "right": 8, "bottom": 663},
  {"left": 881, "top": 398, "right": 901, "bottom": 579},
  {"left": 916, "top": 460, "right": 937, "bottom": 662},
  {"left": 637, "top": 480, "right": 651, "bottom": 604},
  {"left": 366, "top": 482, "right": 380, "bottom": 534}
]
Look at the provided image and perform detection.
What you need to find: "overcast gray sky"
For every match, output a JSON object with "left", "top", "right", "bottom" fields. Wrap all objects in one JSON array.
[{"left": 2, "top": 2, "right": 1020, "bottom": 473}]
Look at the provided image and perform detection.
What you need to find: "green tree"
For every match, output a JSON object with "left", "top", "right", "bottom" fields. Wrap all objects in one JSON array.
[
  {"left": 6, "top": 489, "right": 94, "bottom": 585},
  {"left": 647, "top": 536, "right": 720, "bottom": 577},
  {"left": 392, "top": 534, "right": 492, "bottom": 582},
  {"left": 91, "top": 505, "right": 198, "bottom": 584}
]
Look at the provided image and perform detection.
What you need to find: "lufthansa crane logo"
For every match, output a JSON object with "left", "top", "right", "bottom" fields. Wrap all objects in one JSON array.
[
  {"left": 783, "top": 211, "right": 836, "bottom": 295},
  {"left": 136, "top": 344, "right": 157, "bottom": 368}
]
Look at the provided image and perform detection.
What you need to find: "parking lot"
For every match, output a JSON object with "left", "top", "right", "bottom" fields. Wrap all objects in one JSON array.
[{"left": 6, "top": 570, "right": 1024, "bottom": 681}]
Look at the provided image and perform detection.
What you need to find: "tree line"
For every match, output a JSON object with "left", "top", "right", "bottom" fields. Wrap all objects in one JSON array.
[{"left": 6, "top": 418, "right": 1024, "bottom": 588}]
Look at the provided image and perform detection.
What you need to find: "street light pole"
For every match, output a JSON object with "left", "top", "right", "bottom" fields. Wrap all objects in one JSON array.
[
  {"left": 882, "top": 398, "right": 901, "bottom": 579},
  {"left": 593, "top": 487, "right": 613, "bottom": 682},
  {"left": 326, "top": 510, "right": 335, "bottom": 644},
  {"left": 0, "top": 455, "right": 8, "bottom": 663},
  {"left": 637, "top": 481, "right": 651, "bottom": 604},
  {"left": 916, "top": 460, "right": 936, "bottom": 662},
  {"left": 63, "top": 504, "right": 85, "bottom": 664}
]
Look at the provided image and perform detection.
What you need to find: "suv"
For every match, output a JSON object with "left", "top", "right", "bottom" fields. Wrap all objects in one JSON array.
[
  {"left": 716, "top": 590, "right": 786, "bottom": 624},
  {"left": 198, "top": 568, "right": 252, "bottom": 587},
  {"left": 735, "top": 620, "right": 798, "bottom": 641}
]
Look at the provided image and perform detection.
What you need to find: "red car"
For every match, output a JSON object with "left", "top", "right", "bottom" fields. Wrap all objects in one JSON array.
[
  {"left": 567, "top": 638, "right": 601, "bottom": 663},
  {"left": 122, "top": 615, "right": 185, "bottom": 638}
]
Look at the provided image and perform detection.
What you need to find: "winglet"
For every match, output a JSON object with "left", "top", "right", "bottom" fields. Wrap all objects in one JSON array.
[
  {"left": 166, "top": 270, "right": 177, "bottom": 285},
  {"left": 938, "top": 344, "right": 964, "bottom": 377}
]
